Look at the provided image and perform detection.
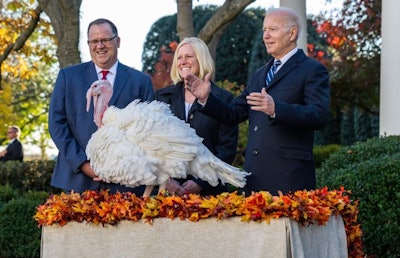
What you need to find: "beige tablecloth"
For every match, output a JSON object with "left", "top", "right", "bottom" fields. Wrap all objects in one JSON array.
[{"left": 41, "top": 215, "right": 347, "bottom": 258}]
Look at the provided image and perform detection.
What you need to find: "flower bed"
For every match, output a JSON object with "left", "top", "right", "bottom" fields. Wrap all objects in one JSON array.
[{"left": 34, "top": 186, "right": 364, "bottom": 257}]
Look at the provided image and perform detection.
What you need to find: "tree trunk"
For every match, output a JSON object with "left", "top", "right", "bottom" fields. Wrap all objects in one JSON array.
[
  {"left": 177, "top": 0, "right": 195, "bottom": 40},
  {"left": 176, "top": 0, "right": 255, "bottom": 60},
  {"left": 38, "top": 0, "right": 82, "bottom": 68}
]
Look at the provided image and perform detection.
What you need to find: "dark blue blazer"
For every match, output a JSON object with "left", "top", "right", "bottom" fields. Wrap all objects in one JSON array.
[
  {"left": 155, "top": 82, "right": 238, "bottom": 195},
  {"left": 48, "top": 61, "right": 154, "bottom": 194},
  {"left": 0, "top": 139, "right": 23, "bottom": 162},
  {"left": 198, "top": 49, "right": 330, "bottom": 195}
]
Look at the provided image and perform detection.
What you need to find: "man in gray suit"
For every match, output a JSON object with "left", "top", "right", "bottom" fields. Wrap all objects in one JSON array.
[
  {"left": 185, "top": 7, "right": 330, "bottom": 196},
  {"left": 48, "top": 18, "right": 154, "bottom": 194}
]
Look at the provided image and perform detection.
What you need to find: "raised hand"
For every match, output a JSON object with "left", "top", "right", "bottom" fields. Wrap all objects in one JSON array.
[
  {"left": 246, "top": 87, "right": 276, "bottom": 116},
  {"left": 184, "top": 73, "right": 212, "bottom": 104}
]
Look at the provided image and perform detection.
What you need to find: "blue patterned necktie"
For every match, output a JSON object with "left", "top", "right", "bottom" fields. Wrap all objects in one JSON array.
[{"left": 266, "top": 60, "right": 281, "bottom": 86}]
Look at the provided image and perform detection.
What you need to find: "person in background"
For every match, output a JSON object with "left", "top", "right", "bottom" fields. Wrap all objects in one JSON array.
[
  {"left": 48, "top": 18, "right": 154, "bottom": 194},
  {"left": 185, "top": 7, "right": 330, "bottom": 196},
  {"left": 154, "top": 37, "right": 238, "bottom": 196},
  {"left": 0, "top": 125, "right": 24, "bottom": 162}
]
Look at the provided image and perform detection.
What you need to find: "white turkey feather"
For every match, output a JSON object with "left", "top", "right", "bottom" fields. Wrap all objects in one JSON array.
[
  {"left": 86, "top": 125, "right": 158, "bottom": 187},
  {"left": 86, "top": 99, "right": 250, "bottom": 196}
]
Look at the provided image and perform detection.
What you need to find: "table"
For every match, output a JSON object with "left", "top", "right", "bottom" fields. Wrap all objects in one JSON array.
[{"left": 41, "top": 215, "right": 348, "bottom": 258}]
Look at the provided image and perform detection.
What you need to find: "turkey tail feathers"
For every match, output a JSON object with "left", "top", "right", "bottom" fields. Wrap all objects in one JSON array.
[
  {"left": 189, "top": 145, "right": 251, "bottom": 188},
  {"left": 210, "top": 161, "right": 250, "bottom": 188}
]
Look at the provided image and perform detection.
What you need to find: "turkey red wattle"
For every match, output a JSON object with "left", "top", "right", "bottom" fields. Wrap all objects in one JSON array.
[{"left": 86, "top": 79, "right": 113, "bottom": 128}]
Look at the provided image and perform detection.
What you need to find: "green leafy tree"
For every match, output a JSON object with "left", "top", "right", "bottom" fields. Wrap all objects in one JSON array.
[
  {"left": 215, "top": 7, "right": 266, "bottom": 85},
  {"left": 143, "top": 5, "right": 266, "bottom": 86},
  {"left": 142, "top": 14, "right": 179, "bottom": 75}
]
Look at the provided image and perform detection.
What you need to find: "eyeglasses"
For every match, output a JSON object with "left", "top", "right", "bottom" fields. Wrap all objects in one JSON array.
[
  {"left": 87, "top": 35, "right": 117, "bottom": 46},
  {"left": 7, "top": 131, "right": 15, "bottom": 134}
]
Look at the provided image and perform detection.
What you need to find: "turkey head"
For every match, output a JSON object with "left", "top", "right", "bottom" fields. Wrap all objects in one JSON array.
[{"left": 86, "top": 79, "right": 113, "bottom": 128}]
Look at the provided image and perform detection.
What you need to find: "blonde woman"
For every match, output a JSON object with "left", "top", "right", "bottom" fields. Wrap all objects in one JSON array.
[{"left": 154, "top": 37, "right": 238, "bottom": 196}]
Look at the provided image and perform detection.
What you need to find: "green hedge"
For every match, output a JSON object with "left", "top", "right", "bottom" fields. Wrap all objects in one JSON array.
[
  {"left": 313, "top": 144, "right": 341, "bottom": 168},
  {"left": 1, "top": 136, "right": 399, "bottom": 257},
  {"left": 0, "top": 191, "right": 49, "bottom": 258},
  {"left": 317, "top": 135, "right": 400, "bottom": 257},
  {"left": 0, "top": 184, "right": 19, "bottom": 206},
  {"left": 0, "top": 160, "right": 56, "bottom": 193},
  {"left": 0, "top": 160, "right": 56, "bottom": 258}
]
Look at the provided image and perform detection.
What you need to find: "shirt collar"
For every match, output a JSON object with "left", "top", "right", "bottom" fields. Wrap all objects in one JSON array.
[
  {"left": 95, "top": 61, "right": 119, "bottom": 78},
  {"left": 275, "top": 47, "right": 298, "bottom": 66},
  {"left": 273, "top": 48, "right": 298, "bottom": 73}
]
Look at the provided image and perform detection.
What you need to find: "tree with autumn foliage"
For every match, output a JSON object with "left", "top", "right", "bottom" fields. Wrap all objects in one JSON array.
[
  {"left": 144, "top": 5, "right": 266, "bottom": 90},
  {"left": 151, "top": 42, "right": 177, "bottom": 91},
  {"left": 1, "top": 0, "right": 254, "bottom": 158},
  {"left": 308, "top": 0, "right": 381, "bottom": 145},
  {"left": 144, "top": 1, "right": 382, "bottom": 146},
  {"left": 1, "top": 0, "right": 382, "bottom": 154},
  {"left": 311, "top": 0, "right": 381, "bottom": 113},
  {"left": 0, "top": 0, "right": 59, "bottom": 158}
]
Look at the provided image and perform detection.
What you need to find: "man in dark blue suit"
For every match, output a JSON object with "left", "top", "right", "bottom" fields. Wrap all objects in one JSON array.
[
  {"left": 0, "top": 125, "right": 23, "bottom": 162},
  {"left": 186, "top": 7, "right": 330, "bottom": 196},
  {"left": 48, "top": 18, "right": 154, "bottom": 194}
]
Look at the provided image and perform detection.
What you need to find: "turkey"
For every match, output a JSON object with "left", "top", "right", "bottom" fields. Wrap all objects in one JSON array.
[
  {"left": 85, "top": 99, "right": 250, "bottom": 197},
  {"left": 86, "top": 79, "right": 113, "bottom": 128}
]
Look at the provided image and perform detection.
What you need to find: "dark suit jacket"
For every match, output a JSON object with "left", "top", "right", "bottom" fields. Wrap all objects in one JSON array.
[
  {"left": 0, "top": 139, "right": 23, "bottom": 162},
  {"left": 48, "top": 61, "right": 154, "bottom": 194},
  {"left": 155, "top": 82, "right": 238, "bottom": 195},
  {"left": 197, "top": 49, "right": 330, "bottom": 195}
]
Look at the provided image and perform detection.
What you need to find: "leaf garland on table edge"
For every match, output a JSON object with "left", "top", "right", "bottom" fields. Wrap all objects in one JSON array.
[{"left": 34, "top": 186, "right": 364, "bottom": 257}]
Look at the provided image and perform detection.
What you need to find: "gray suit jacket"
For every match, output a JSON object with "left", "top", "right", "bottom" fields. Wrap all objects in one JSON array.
[{"left": 48, "top": 61, "right": 154, "bottom": 193}]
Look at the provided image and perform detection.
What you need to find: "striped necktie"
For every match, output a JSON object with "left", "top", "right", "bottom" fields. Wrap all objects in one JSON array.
[{"left": 266, "top": 60, "right": 281, "bottom": 86}]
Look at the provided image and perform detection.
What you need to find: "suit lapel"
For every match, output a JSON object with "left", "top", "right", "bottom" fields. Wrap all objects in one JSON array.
[
  {"left": 157, "top": 84, "right": 186, "bottom": 120},
  {"left": 84, "top": 62, "right": 98, "bottom": 89},
  {"left": 267, "top": 49, "right": 305, "bottom": 89},
  {"left": 171, "top": 84, "right": 186, "bottom": 120},
  {"left": 6, "top": 140, "right": 15, "bottom": 150},
  {"left": 109, "top": 63, "right": 127, "bottom": 105}
]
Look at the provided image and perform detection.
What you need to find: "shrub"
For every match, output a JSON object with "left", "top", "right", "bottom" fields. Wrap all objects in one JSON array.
[
  {"left": 313, "top": 144, "right": 341, "bottom": 168},
  {"left": 317, "top": 135, "right": 400, "bottom": 257},
  {"left": 0, "top": 161, "right": 26, "bottom": 189},
  {"left": 318, "top": 135, "right": 400, "bottom": 172},
  {"left": 0, "top": 160, "right": 56, "bottom": 258},
  {"left": 22, "top": 160, "right": 56, "bottom": 192},
  {"left": 0, "top": 160, "right": 58, "bottom": 193},
  {"left": 0, "top": 191, "right": 49, "bottom": 258},
  {"left": 0, "top": 183, "right": 19, "bottom": 208}
]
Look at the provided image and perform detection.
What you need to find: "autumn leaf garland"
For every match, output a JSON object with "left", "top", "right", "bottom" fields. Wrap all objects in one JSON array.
[{"left": 34, "top": 187, "right": 364, "bottom": 257}]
